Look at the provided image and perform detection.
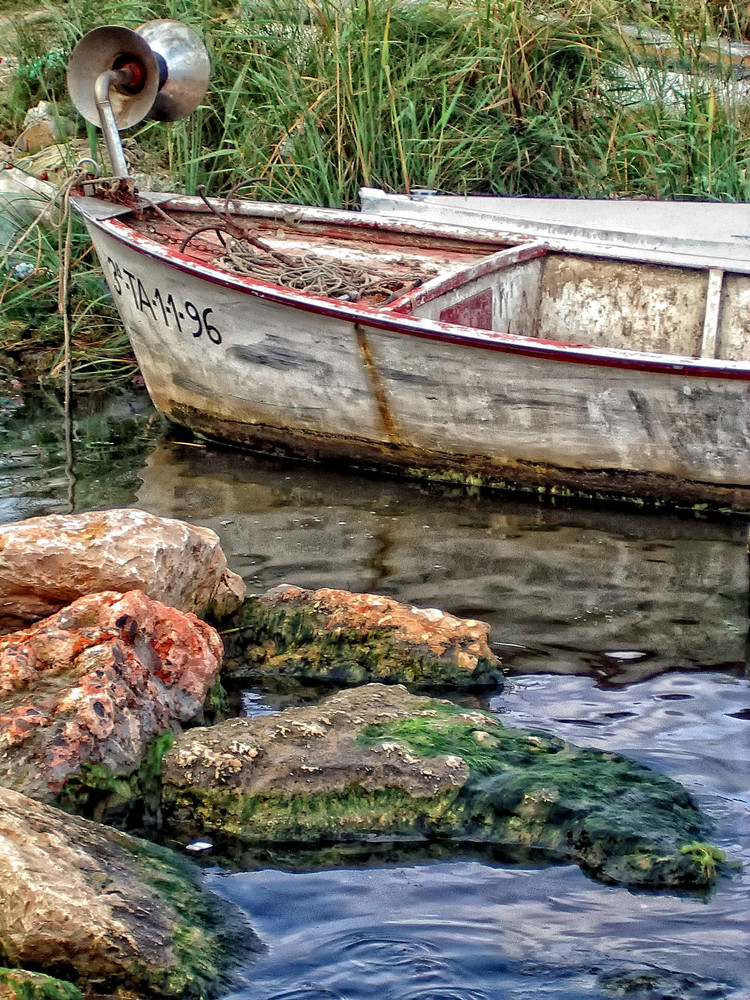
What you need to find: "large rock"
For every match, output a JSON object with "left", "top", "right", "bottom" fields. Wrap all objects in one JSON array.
[
  {"left": 222, "top": 585, "right": 503, "bottom": 689},
  {"left": 0, "top": 590, "right": 222, "bottom": 809},
  {"left": 162, "top": 684, "right": 721, "bottom": 890},
  {"left": 0, "top": 508, "right": 245, "bottom": 633},
  {"left": 0, "top": 786, "right": 260, "bottom": 997}
]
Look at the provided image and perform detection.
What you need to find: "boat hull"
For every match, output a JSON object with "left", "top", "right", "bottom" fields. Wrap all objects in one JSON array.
[{"left": 80, "top": 201, "right": 750, "bottom": 512}]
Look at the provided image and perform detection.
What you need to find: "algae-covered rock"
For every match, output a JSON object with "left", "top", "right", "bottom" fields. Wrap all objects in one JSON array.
[
  {"left": 161, "top": 683, "right": 721, "bottom": 891},
  {"left": 0, "top": 786, "right": 261, "bottom": 997},
  {"left": 222, "top": 586, "right": 503, "bottom": 690},
  {"left": 599, "top": 964, "right": 733, "bottom": 998},
  {"left": 0, "top": 969, "right": 81, "bottom": 1000}
]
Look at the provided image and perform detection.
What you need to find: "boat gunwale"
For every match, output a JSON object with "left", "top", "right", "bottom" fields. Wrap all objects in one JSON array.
[{"left": 77, "top": 196, "right": 750, "bottom": 383}]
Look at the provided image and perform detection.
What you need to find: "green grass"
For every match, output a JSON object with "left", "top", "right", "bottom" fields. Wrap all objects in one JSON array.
[
  {"left": 0, "top": 211, "right": 138, "bottom": 389},
  {"left": 1, "top": 0, "right": 749, "bottom": 388}
]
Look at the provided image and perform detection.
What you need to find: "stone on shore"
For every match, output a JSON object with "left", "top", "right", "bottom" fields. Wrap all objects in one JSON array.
[
  {"left": 0, "top": 508, "right": 245, "bottom": 633},
  {"left": 161, "top": 683, "right": 720, "bottom": 890},
  {"left": 222, "top": 585, "right": 503, "bottom": 690},
  {"left": 0, "top": 786, "right": 260, "bottom": 998},
  {"left": 0, "top": 590, "right": 222, "bottom": 810}
]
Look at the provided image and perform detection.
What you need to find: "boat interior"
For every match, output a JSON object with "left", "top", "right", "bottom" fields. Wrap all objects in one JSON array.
[{"left": 131, "top": 195, "right": 750, "bottom": 363}]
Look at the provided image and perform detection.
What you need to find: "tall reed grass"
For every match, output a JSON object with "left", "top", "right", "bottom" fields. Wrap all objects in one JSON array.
[
  {"left": 141, "top": 0, "right": 750, "bottom": 204},
  {"left": 1, "top": 0, "right": 748, "bottom": 387},
  {"left": 4, "top": 0, "right": 748, "bottom": 204}
]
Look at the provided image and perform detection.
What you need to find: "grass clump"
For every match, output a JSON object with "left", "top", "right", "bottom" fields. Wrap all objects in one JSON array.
[
  {"left": 0, "top": 207, "right": 137, "bottom": 389},
  {"left": 2, "top": 0, "right": 749, "bottom": 389},
  {"left": 5, "top": 0, "right": 749, "bottom": 203}
]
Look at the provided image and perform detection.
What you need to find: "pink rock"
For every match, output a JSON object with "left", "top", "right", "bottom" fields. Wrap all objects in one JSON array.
[
  {"left": 299, "top": 586, "right": 495, "bottom": 664},
  {"left": 0, "top": 508, "right": 245, "bottom": 633},
  {"left": 0, "top": 590, "right": 223, "bottom": 802}
]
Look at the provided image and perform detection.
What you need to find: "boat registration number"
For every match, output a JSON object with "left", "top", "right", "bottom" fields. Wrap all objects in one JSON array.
[{"left": 105, "top": 256, "right": 222, "bottom": 344}]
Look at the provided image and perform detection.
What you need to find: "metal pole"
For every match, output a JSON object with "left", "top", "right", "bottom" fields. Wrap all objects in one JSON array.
[{"left": 94, "top": 70, "right": 131, "bottom": 179}]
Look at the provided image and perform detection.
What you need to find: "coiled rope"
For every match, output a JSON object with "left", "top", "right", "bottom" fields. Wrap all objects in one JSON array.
[{"left": 214, "top": 237, "right": 430, "bottom": 302}]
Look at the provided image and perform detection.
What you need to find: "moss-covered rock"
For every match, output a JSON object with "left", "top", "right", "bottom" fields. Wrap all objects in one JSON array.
[
  {"left": 0, "top": 969, "right": 81, "bottom": 1000},
  {"left": 598, "top": 964, "right": 733, "bottom": 998},
  {"left": 161, "top": 683, "right": 723, "bottom": 891},
  {"left": 0, "top": 786, "right": 262, "bottom": 998},
  {"left": 221, "top": 586, "right": 503, "bottom": 690}
]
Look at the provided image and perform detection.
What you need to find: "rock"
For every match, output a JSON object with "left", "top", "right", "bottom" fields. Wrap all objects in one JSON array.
[
  {"left": 161, "top": 683, "right": 721, "bottom": 890},
  {"left": 222, "top": 585, "right": 503, "bottom": 689},
  {"left": 599, "top": 965, "right": 733, "bottom": 999},
  {"left": 0, "top": 786, "right": 261, "bottom": 997},
  {"left": 0, "top": 590, "right": 223, "bottom": 811},
  {"left": 14, "top": 102, "right": 74, "bottom": 154},
  {"left": 0, "top": 968, "right": 81, "bottom": 1000},
  {"left": 0, "top": 508, "right": 245, "bottom": 632}
]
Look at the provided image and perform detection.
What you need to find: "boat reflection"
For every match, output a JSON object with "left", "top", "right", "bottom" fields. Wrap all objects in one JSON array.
[{"left": 137, "top": 441, "right": 750, "bottom": 685}]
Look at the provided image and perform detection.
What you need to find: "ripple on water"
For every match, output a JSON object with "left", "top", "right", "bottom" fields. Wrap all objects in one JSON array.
[
  {"left": 401, "top": 989, "right": 492, "bottom": 1000},
  {"left": 263, "top": 987, "right": 346, "bottom": 1000},
  {"left": 331, "top": 930, "right": 449, "bottom": 975}
]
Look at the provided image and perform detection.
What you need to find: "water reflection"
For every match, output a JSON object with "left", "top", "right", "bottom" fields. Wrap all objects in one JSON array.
[
  {"left": 207, "top": 669, "right": 750, "bottom": 1000},
  {"left": 0, "top": 389, "right": 162, "bottom": 522},
  {"left": 137, "top": 442, "right": 750, "bottom": 685},
  {"left": 2, "top": 392, "right": 750, "bottom": 1000}
]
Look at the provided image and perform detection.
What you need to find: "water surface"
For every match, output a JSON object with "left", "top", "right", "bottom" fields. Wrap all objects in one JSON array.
[{"left": 2, "top": 391, "right": 749, "bottom": 999}]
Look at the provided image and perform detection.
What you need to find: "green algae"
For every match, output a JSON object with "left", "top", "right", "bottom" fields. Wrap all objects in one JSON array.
[
  {"left": 55, "top": 730, "right": 175, "bottom": 828},
  {"left": 162, "top": 698, "right": 723, "bottom": 890},
  {"left": 222, "top": 597, "right": 502, "bottom": 690},
  {"left": 358, "top": 705, "right": 720, "bottom": 888},
  {"left": 164, "top": 782, "right": 461, "bottom": 844},
  {"left": 0, "top": 969, "right": 81, "bottom": 1000},
  {"left": 109, "top": 832, "right": 252, "bottom": 999},
  {"left": 202, "top": 677, "right": 231, "bottom": 724},
  {"left": 680, "top": 841, "right": 727, "bottom": 880}
]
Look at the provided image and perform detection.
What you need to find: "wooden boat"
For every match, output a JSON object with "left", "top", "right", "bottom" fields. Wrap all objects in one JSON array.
[
  {"left": 71, "top": 186, "right": 750, "bottom": 512},
  {"left": 359, "top": 188, "right": 750, "bottom": 269}
]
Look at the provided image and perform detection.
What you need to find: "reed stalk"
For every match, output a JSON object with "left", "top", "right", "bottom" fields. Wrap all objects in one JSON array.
[{"left": 1, "top": 0, "right": 748, "bottom": 387}]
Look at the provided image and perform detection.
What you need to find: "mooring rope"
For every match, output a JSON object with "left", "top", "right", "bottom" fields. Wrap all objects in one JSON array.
[
  {"left": 214, "top": 236, "right": 431, "bottom": 302},
  {"left": 168, "top": 177, "right": 435, "bottom": 301}
]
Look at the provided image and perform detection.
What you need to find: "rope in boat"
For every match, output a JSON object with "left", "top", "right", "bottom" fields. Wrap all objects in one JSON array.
[
  {"left": 172, "top": 180, "right": 437, "bottom": 301},
  {"left": 214, "top": 237, "right": 433, "bottom": 302}
]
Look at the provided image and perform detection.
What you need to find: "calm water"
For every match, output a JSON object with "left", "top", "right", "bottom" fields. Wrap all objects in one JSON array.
[{"left": 2, "top": 389, "right": 749, "bottom": 999}]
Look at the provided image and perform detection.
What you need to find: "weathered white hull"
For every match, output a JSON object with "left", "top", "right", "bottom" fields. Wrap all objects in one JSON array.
[{"left": 74, "top": 193, "right": 750, "bottom": 511}]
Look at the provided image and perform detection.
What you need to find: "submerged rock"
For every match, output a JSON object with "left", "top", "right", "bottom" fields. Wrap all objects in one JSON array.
[
  {"left": 0, "top": 508, "right": 245, "bottom": 633},
  {"left": 161, "top": 683, "right": 720, "bottom": 891},
  {"left": 0, "top": 786, "right": 260, "bottom": 997},
  {"left": 0, "top": 590, "right": 222, "bottom": 810},
  {"left": 222, "top": 585, "right": 502, "bottom": 690},
  {"left": 599, "top": 964, "right": 734, "bottom": 999}
]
